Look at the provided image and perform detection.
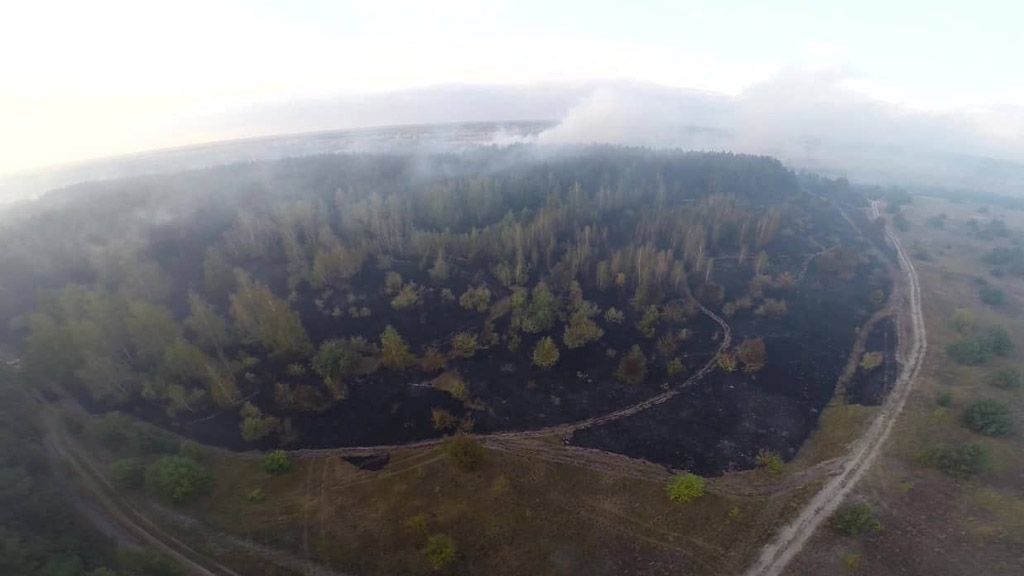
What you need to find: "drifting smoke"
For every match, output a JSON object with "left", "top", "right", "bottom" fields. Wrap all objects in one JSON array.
[{"left": 535, "top": 71, "right": 1024, "bottom": 193}]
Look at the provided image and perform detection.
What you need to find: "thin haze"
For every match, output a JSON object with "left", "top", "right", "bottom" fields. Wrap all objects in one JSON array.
[{"left": 1, "top": 0, "right": 1022, "bottom": 178}]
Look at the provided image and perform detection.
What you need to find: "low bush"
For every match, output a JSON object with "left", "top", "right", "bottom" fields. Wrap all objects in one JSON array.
[
  {"left": 425, "top": 534, "right": 457, "bottom": 570},
  {"left": 442, "top": 435, "right": 484, "bottom": 472},
  {"left": 666, "top": 472, "right": 705, "bottom": 503},
  {"left": 988, "top": 367, "right": 1023, "bottom": 390},
  {"left": 109, "top": 458, "right": 145, "bottom": 489},
  {"left": 963, "top": 399, "right": 1013, "bottom": 436},
  {"left": 262, "top": 449, "right": 293, "bottom": 475},
  {"left": 830, "top": 503, "right": 881, "bottom": 536},
  {"left": 144, "top": 455, "right": 212, "bottom": 504},
  {"left": 927, "top": 443, "right": 992, "bottom": 479},
  {"left": 755, "top": 449, "right": 784, "bottom": 475}
]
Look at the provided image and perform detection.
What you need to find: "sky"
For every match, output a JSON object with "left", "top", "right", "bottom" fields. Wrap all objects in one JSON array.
[{"left": 1, "top": 0, "right": 1022, "bottom": 176}]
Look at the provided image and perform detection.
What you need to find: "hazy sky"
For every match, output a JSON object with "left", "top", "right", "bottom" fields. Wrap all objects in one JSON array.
[{"left": 1, "top": 0, "right": 1021, "bottom": 176}]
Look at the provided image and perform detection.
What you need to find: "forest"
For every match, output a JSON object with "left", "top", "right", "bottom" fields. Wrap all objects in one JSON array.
[{"left": 0, "top": 148, "right": 889, "bottom": 460}]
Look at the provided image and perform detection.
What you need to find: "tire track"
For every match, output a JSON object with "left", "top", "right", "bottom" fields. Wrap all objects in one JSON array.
[{"left": 743, "top": 200, "right": 927, "bottom": 576}]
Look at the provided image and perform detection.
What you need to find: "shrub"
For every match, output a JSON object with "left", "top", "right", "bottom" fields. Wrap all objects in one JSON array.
[
  {"left": 247, "top": 488, "right": 266, "bottom": 502},
  {"left": 636, "top": 305, "right": 660, "bottom": 339},
  {"left": 110, "top": 458, "right": 145, "bottom": 489},
  {"left": 666, "top": 472, "right": 705, "bottom": 503},
  {"left": 988, "top": 367, "right": 1022, "bottom": 390},
  {"left": 936, "top": 391, "right": 953, "bottom": 407},
  {"left": 425, "top": 534, "right": 457, "bottom": 570},
  {"left": 144, "top": 455, "right": 212, "bottom": 504},
  {"left": 927, "top": 443, "right": 992, "bottom": 479},
  {"left": 963, "top": 399, "right": 1013, "bottom": 436},
  {"left": 830, "top": 503, "right": 881, "bottom": 536},
  {"left": 755, "top": 449, "right": 783, "bottom": 475},
  {"left": 718, "top": 351, "right": 738, "bottom": 372},
  {"left": 946, "top": 338, "right": 992, "bottom": 366},
  {"left": 950, "top": 308, "right": 976, "bottom": 333},
  {"left": 755, "top": 299, "right": 788, "bottom": 318},
  {"left": 262, "top": 449, "right": 292, "bottom": 475},
  {"left": 442, "top": 435, "right": 484, "bottom": 472},
  {"left": 859, "top": 351, "right": 884, "bottom": 371},
  {"left": 984, "top": 326, "right": 1013, "bottom": 357},
  {"left": 980, "top": 285, "right": 1005, "bottom": 306}
]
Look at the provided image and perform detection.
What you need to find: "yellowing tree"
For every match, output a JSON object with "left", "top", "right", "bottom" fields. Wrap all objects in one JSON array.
[
  {"left": 229, "top": 271, "right": 311, "bottom": 358},
  {"left": 532, "top": 336, "right": 560, "bottom": 369},
  {"left": 380, "top": 325, "right": 415, "bottom": 370}
]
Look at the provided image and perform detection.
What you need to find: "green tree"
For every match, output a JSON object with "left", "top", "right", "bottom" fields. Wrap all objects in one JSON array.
[
  {"left": 636, "top": 305, "right": 660, "bottom": 339},
  {"left": 928, "top": 443, "right": 992, "bottom": 478},
  {"left": 522, "top": 282, "right": 558, "bottom": 334},
  {"left": 963, "top": 399, "right": 1013, "bottom": 436},
  {"left": 531, "top": 336, "right": 560, "bottom": 369},
  {"left": 183, "top": 293, "right": 232, "bottom": 351},
  {"left": 391, "top": 283, "right": 421, "bottom": 310},
  {"left": 125, "top": 300, "right": 182, "bottom": 369},
  {"left": 604, "top": 307, "right": 625, "bottom": 324},
  {"left": 313, "top": 339, "right": 360, "bottom": 383},
  {"left": 666, "top": 472, "right": 705, "bottom": 503},
  {"left": 563, "top": 303, "right": 604, "bottom": 349},
  {"left": 229, "top": 271, "right": 311, "bottom": 358},
  {"left": 144, "top": 455, "right": 212, "bottom": 504},
  {"left": 451, "top": 332, "right": 479, "bottom": 358},
  {"left": 381, "top": 325, "right": 416, "bottom": 370},
  {"left": 459, "top": 285, "right": 492, "bottom": 313}
]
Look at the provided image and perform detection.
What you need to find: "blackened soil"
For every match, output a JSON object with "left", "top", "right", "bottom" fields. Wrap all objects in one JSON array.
[
  {"left": 846, "top": 316, "right": 899, "bottom": 406},
  {"left": 343, "top": 453, "right": 391, "bottom": 471},
  {"left": 571, "top": 197, "right": 893, "bottom": 475}
]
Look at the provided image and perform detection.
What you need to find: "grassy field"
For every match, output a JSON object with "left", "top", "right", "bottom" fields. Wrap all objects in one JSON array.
[{"left": 786, "top": 195, "right": 1024, "bottom": 575}]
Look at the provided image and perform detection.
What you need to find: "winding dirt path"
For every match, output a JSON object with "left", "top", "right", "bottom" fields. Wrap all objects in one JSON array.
[
  {"left": 743, "top": 200, "right": 927, "bottom": 576},
  {"left": 288, "top": 299, "right": 733, "bottom": 458}
]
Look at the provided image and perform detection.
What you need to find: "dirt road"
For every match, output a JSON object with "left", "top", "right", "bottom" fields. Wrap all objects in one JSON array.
[{"left": 743, "top": 200, "right": 927, "bottom": 576}]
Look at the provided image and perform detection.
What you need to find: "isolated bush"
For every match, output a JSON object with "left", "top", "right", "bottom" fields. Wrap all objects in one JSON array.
[
  {"left": 109, "top": 458, "right": 145, "bottom": 489},
  {"left": 425, "top": 534, "right": 457, "bottom": 570},
  {"left": 988, "top": 367, "right": 1023, "bottom": 390},
  {"left": 946, "top": 338, "right": 992, "bottom": 366},
  {"left": 666, "top": 472, "right": 705, "bottom": 503},
  {"left": 755, "top": 449, "right": 784, "bottom": 475},
  {"left": 859, "top": 351, "right": 884, "bottom": 371},
  {"left": 963, "top": 399, "right": 1013, "bottom": 436},
  {"left": 247, "top": 488, "right": 266, "bottom": 503},
  {"left": 936, "top": 391, "right": 954, "bottom": 407},
  {"left": 950, "top": 308, "right": 976, "bottom": 334},
  {"left": 980, "top": 285, "right": 1006, "bottom": 306},
  {"left": 666, "top": 357, "right": 685, "bottom": 377},
  {"left": 718, "top": 351, "right": 738, "bottom": 372},
  {"left": 262, "top": 449, "right": 292, "bottom": 475},
  {"left": 830, "top": 503, "right": 881, "bottom": 536},
  {"left": 432, "top": 371, "right": 468, "bottom": 401},
  {"left": 380, "top": 325, "right": 416, "bottom": 370},
  {"left": 927, "top": 443, "right": 992, "bottom": 479},
  {"left": 984, "top": 326, "right": 1013, "bottom": 357},
  {"left": 144, "top": 455, "right": 212, "bottom": 504},
  {"left": 442, "top": 435, "right": 484, "bottom": 472}
]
